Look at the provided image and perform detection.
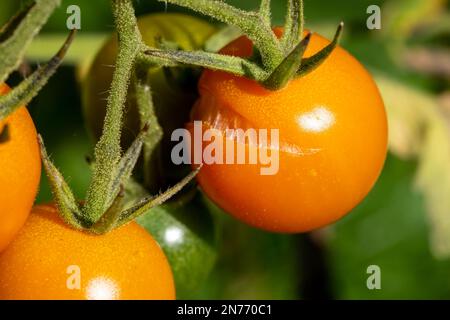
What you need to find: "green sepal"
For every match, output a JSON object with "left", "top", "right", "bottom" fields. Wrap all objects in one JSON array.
[
  {"left": 297, "top": 22, "right": 344, "bottom": 77},
  {"left": 38, "top": 135, "right": 84, "bottom": 229},
  {"left": 90, "top": 186, "right": 125, "bottom": 234},
  {"left": 0, "top": 30, "right": 76, "bottom": 120},
  {"left": 0, "top": 0, "right": 61, "bottom": 83},
  {"left": 116, "top": 167, "right": 201, "bottom": 227},
  {"left": 0, "top": 1, "right": 36, "bottom": 43},
  {"left": 263, "top": 32, "right": 311, "bottom": 90},
  {"left": 105, "top": 124, "right": 149, "bottom": 210}
]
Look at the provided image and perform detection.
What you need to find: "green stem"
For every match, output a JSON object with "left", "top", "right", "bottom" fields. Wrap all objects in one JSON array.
[
  {"left": 133, "top": 65, "right": 164, "bottom": 193},
  {"left": 156, "top": 0, "right": 283, "bottom": 70},
  {"left": 280, "top": 0, "right": 303, "bottom": 53},
  {"left": 140, "top": 47, "right": 267, "bottom": 80},
  {"left": 259, "top": 0, "right": 271, "bottom": 26},
  {"left": 83, "top": 0, "right": 141, "bottom": 224}
]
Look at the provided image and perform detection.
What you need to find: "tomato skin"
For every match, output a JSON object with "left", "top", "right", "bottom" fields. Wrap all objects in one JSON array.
[
  {"left": 0, "top": 84, "right": 41, "bottom": 252},
  {"left": 192, "top": 32, "right": 388, "bottom": 233},
  {"left": 0, "top": 204, "right": 175, "bottom": 300}
]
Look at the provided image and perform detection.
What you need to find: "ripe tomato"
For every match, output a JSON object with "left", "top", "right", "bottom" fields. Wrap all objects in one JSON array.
[
  {"left": 191, "top": 31, "right": 388, "bottom": 233},
  {"left": 0, "top": 204, "right": 175, "bottom": 300},
  {"left": 82, "top": 13, "right": 216, "bottom": 169},
  {"left": 0, "top": 84, "right": 41, "bottom": 252}
]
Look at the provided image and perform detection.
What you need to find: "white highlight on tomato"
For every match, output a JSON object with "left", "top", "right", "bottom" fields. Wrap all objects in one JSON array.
[
  {"left": 86, "top": 277, "right": 120, "bottom": 300},
  {"left": 297, "top": 106, "right": 335, "bottom": 133}
]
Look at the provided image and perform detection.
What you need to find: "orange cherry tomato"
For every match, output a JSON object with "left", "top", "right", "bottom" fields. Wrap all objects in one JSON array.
[
  {"left": 0, "top": 204, "right": 175, "bottom": 300},
  {"left": 191, "top": 31, "right": 388, "bottom": 233},
  {"left": 0, "top": 83, "right": 41, "bottom": 252}
]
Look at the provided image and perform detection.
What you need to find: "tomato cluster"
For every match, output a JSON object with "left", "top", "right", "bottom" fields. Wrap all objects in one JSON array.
[{"left": 0, "top": 8, "right": 388, "bottom": 300}]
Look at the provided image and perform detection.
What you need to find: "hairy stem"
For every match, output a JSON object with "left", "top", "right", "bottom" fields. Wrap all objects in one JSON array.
[
  {"left": 281, "top": 0, "right": 304, "bottom": 53},
  {"left": 134, "top": 66, "right": 164, "bottom": 193},
  {"left": 156, "top": 0, "right": 283, "bottom": 70},
  {"left": 140, "top": 47, "right": 267, "bottom": 80},
  {"left": 83, "top": 0, "right": 141, "bottom": 224},
  {"left": 259, "top": 0, "right": 271, "bottom": 26}
]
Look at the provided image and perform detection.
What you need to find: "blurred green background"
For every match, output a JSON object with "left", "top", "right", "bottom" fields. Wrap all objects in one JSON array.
[{"left": 2, "top": 0, "right": 450, "bottom": 299}]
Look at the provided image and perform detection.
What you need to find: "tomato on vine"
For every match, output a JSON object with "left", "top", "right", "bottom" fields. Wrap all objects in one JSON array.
[
  {"left": 0, "top": 84, "right": 41, "bottom": 252},
  {"left": 190, "top": 30, "right": 388, "bottom": 233},
  {"left": 0, "top": 204, "right": 175, "bottom": 300}
]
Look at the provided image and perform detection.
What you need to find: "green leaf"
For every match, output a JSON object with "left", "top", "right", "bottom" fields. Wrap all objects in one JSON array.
[{"left": 376, "top": 74, "right": 450, "bottom": 259}]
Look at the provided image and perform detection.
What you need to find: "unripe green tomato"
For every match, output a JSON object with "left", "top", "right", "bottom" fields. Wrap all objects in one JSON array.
[
  {"left": 82, "top": 13, "right": 217, "bottom": 183},
  {"left": 136, "top": 192, "right": 217, "bottom": 299}
]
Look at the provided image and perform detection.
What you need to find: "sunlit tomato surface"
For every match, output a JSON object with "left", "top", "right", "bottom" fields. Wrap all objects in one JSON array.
[
  {"left": 0, "top": 84, "right": 41, "bottom": 252},
  {"left": 0, "top": 204, "right": 175, "bottom": 300},
  {"left": 191, "top": 31, "right": 388, "bottom": 233}
]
